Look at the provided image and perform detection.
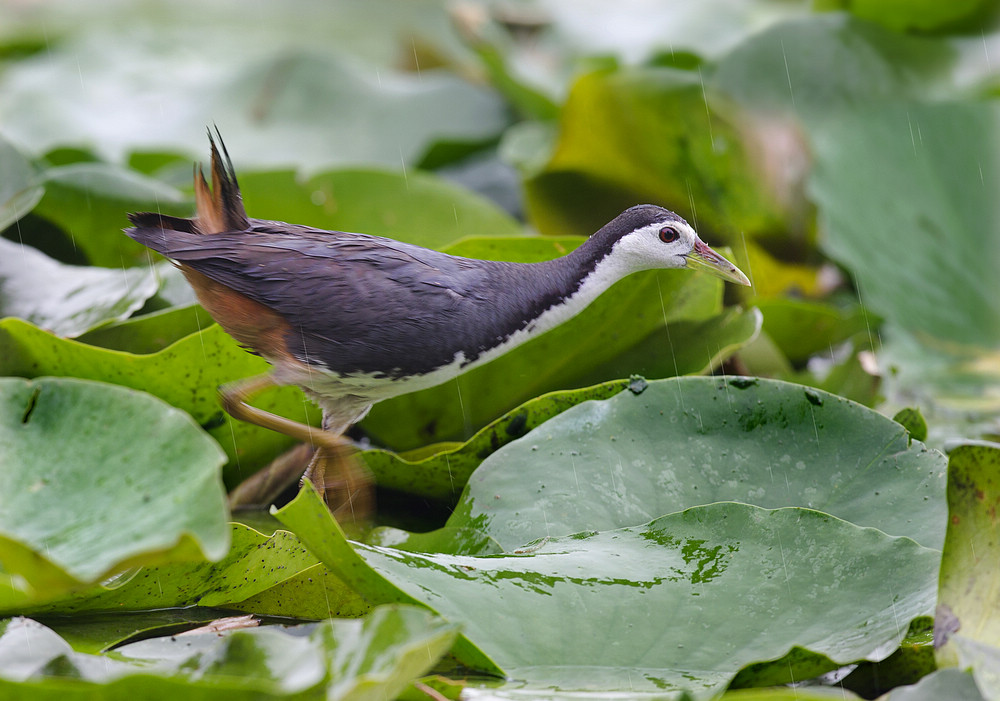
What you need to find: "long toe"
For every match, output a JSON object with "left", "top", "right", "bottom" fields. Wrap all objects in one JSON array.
[{"left": 303, "top": 442, "right": 375, "bottom": 523}]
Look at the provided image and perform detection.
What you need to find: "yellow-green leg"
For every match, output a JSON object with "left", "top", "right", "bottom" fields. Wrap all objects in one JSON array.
[{"left": 220, "top": 374, "right": 374, "bottom": 520}]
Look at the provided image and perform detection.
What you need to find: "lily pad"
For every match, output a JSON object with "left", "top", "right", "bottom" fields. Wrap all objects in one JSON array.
[
  {"left": 0, "top": 376, "right": 228, "bottom": 607},
  {"left": 18, "top": 523, "right": 364, "bottom": 620},
  {"left": 0, "top": 237, "right": 158, "bottom": 338},
  {"left": 277, "top": 486, "right": 938, "bottom": 696},
  {"left": 0, "top": 33, "right": 507, "bottom": 172},
  {"left": 0, "top": 318, "right": 318, "bottom": 484},
  {"left": 442, "top": 376, "right": 947, "bottom": 553},
  {"left": 0, "top": 606, "right": 458, "bottom": 699}
]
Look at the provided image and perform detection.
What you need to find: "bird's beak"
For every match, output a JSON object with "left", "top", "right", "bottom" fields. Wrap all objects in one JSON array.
[{"left": 686, "top": 240, "right": 751, "bottom": 286}]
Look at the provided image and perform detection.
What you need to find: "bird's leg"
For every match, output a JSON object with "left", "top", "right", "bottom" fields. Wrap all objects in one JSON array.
[{"left": 219, "top": 374, "right": 374, "bottom": 521}]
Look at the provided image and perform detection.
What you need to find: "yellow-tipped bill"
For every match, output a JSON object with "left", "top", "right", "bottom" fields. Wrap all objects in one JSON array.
[{"left": 686, "top": 240, "right": 751, "bottom": 286}]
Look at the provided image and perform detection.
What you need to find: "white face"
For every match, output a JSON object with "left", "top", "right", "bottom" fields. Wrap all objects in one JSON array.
[
  {"left": 610, "top": 219, "right": 701, "bottom": 273},
  {"left": 602, "top": 217, "right": 751, "bottom": 286}
]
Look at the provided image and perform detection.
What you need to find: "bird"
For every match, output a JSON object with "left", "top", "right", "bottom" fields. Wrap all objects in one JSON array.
[{"left": 126, "top": 132, "right": 750, "bottom": 519}]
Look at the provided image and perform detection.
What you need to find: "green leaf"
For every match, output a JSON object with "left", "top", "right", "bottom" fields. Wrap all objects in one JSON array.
[
  {"left": 809, "top": 101, "right": 1000, "bottom": 350},
  {"left": 277, "top": 485, "right": 938, "bottom": 696},
  {"left": 18, "top": 523, "right": 364, "bottom": 619},
  {"left": 935, "top": 443, "right": 1000, "bottom": 673},
  {"left": 75, "top": 304, "right": 206, "bottom": 354},
  {"left": 364, "top": 306, "right": 760, "bottom": 502},
  {"left": 443, "top": 376, "right": 947, "bottom": 552},
  {"left": 0, "top": 134, "right": 42, "bottom": 231},
  {"left": 893, "top": 407, "right": 929, "bottom": 443},
  {"left": 237, "top": 168, "right": 522, "bottom": 252},
  {"left": 523, "top": 67, "right": 788, "bottom": 241},
  {"left": 32, "top": 162, "right": 189, "bottom": 267},
  {"left": 880, "top": 669, "right": 985, "bottom": 701},
  {"left": 0, "top": 377, "right": 228, "bottom": 607},
  {"left": 0, "top": 237, "right": 158, "bottom": 338},
  {"left": 363, "top": 379, "right": 632, "bottom": 502},
  {"left": 0, "top": 318, "right": 318, "bottom": 484},
  {"left": 0, "top": 606, "right": 458, "bottom": 699},
  {"left": 755, "top": 298, "right": 873, "bottom": 364},
  {"left": 827, "top": 0, "right": 993, "bottom": 33},
  {"left": 0, "top": 36, "right": 507, "bottom": 172}
]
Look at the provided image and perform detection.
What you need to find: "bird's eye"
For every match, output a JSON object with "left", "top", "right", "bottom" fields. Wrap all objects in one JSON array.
[{"left": 658, "top": 226, "right": 679, "bottom": 243}]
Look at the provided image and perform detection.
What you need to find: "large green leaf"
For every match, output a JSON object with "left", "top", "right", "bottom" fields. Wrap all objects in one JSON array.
[
  {"left": 236, "top": 168, "right": 523, "bottom": 251},
  {"left": 0, "top": 606, "right": 458, "bottom": 699},
  {"left": 809, "top": 101, "right": 1000, "bottom": 350},
  {"left": 0, "top": 318, "right": 318, "bottom": 484},
  {"left": 0, "top": 237, "right": 158, "bottom": 337},
  {"left": 0, "top": 377, "right": 228, "bottom": 607},
  {"left": 438, "top": 376, "right": 946, "bottom": 553},
  {"left": 365, "top": 306, "right": 760, "bottom": 502},
  {"left": 522, "top": 67, "right": 789, "bottom": 242},
  {"left": 277, "top": 485, "right": 938, "bottom": 696},
  {"left": 0, "top": 32, "right": 506, "bottom": 172},
  {"left": 17, "top": 523, "right": 366, "bottom": 620}
]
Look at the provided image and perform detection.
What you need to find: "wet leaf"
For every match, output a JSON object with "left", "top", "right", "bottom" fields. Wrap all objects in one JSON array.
[
  {"left": 237, "top": 168, "right": 522, "bottom": 252},
  {"left": 880, "top": 668, "right": 985, "bottom": 701},
  {"left": 0, "top": 33, "right": 506, "bottom": 172},
  {"left": 523, "top": 67, "right": 787, "bottom": 242},
  {"left": 442, "top": 376, "right": 947, "bottom": 552},
  {"left": 810, "top": 101, "right": 1000, "bottom": 351},
  {"left": 277, "top": 485, "right": 938, "bottom": 696},
  {"left": 0, "top": 237, "right": 158, "bottom": 338},
  {"left": 0, "top": 318, "right": 318, "bottom": 484},
  {"left": 0, "top": 606, "right": 457, "bottom": 699},
  {"left": 18, "top": 523, "right": 364, "bottom": 620},
  {"left": 0, "top": 377, "right": 228, "bottom": 607},
  {"left": 32, "top": 162, "right": 189, "bottom": 267},
  {"left": 0, "top": 134, "right": 42, "bottom": 232},
  {"left": 935, "top": 443, "right": 1000, "bottom": 680},
  {"left": 363, "top": 379, "right": 632, "bottom": 502}
]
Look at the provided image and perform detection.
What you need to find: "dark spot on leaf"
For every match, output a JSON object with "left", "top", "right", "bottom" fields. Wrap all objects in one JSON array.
[
  {"left": 21, "top": 386, "right": 41, "bottom": 424},
  {"left": 505, "top": 412, "right": 528, "bottom": 437},
  {"left": 728, "top": 377, "right": 758, "bottom": 389},
  {"left": 804, "top": 389, "right": 823, "bottom": 407}
]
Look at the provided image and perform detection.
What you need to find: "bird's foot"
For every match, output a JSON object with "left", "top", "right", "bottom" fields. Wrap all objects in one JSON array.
[{"left": 303, "top": 441, "right": 375, "bottom": 523}]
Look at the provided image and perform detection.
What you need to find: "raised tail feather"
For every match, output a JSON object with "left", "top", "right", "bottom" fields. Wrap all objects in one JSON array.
[{"left": 126, "top": 128, "right": 249, "bottom": 250}]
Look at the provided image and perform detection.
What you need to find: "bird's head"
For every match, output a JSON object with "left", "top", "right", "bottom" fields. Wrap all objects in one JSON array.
[{"left": 595, "top": 205, "right": 751, "bottom": 286}]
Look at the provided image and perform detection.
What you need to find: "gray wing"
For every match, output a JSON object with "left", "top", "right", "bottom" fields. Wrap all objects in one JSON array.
[{"left": 129, "top": 219, "right": 520, "bottom": 376}]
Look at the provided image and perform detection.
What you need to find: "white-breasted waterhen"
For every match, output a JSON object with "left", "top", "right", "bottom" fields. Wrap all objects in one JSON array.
[{"left": 126, "top": 133, "right": 750, "bottom": 519}]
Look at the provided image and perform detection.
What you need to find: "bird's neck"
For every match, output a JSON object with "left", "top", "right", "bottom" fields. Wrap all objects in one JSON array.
[{"left": 508, "top": 235, "right": 634, "bottom": 337}]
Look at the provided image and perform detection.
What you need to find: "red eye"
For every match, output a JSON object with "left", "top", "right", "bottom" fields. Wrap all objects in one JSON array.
[{"left": 659, "top": 226, "right": 679, "bottom": 243}]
